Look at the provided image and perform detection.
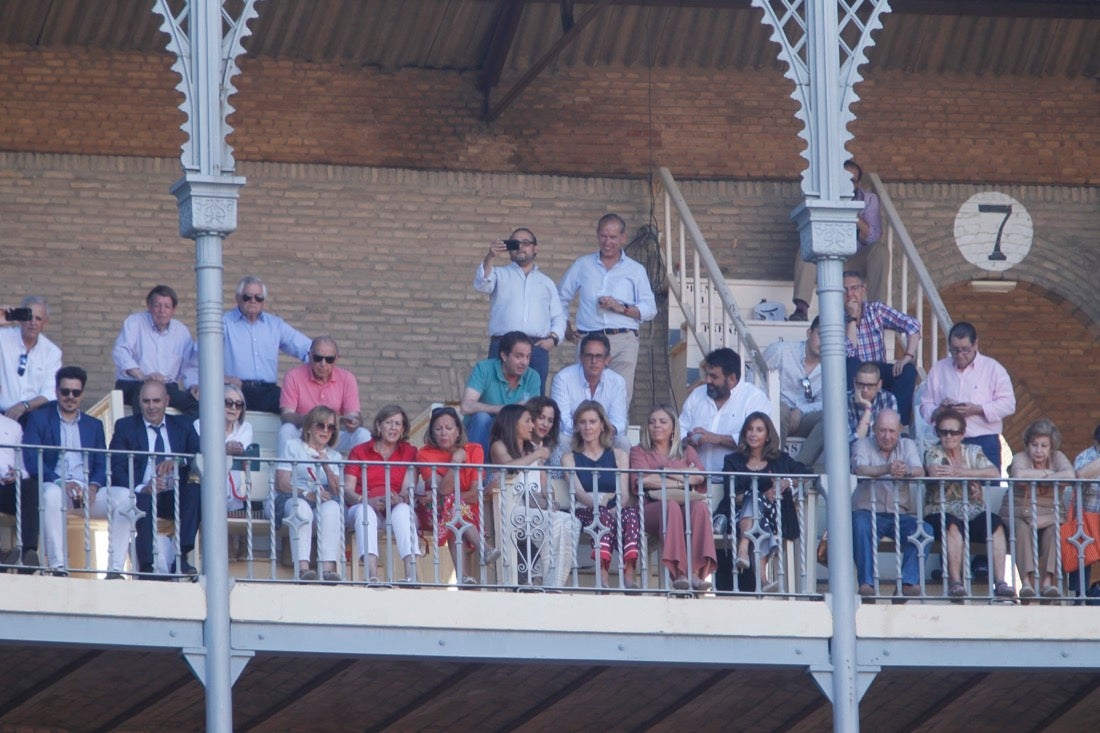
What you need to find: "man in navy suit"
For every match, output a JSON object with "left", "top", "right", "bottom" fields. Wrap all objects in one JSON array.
[
  {"left": 109, "top": 379, "right": 201, "bottom": 577},
  {"left": 23, "top": 366, "right": 135, "bottom": 576}
]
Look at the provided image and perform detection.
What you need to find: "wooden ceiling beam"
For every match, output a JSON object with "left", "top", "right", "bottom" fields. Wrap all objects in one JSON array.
[{"left": 479, "top": 0, "right": 528, "bottom": 114}]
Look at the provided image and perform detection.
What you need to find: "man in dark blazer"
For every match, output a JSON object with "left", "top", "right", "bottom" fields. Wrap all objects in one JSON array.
[
  {"left": 109, "top": 378, "right": 201, "bottom": 577},
  {"left": 23, "top": 366, "right": 137, "bottom": 576}
]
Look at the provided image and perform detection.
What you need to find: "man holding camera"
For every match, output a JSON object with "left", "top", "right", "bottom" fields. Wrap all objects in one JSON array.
[
  {"left": 473, "top": 227, "right": 564, "bottom": 393},
  {"left": 0, "top": 296, "right": 62, "bottom": 425}
]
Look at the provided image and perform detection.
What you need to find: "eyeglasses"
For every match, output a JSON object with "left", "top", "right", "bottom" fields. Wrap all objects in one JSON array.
[
  {"left": 311, "top": 354, "right": 337, "bottom": 364},
  {"left": 936, "top": 428, "right": 964, "bottom": 437},
  {"left": 17, "top": 353, "right": 27, "bottom": 377},
  {"left": 59, "top": 388, "right": 83, "bottom": 398},
  {"left": 948, "top": 346, "right": 975, "bottom": 356},
  {"left": 800, "top": 377, "right": 813, "bottom": 401},
  {"left": 239, "top": 294, "right": 265, "bottom": 303},
  {"left": 514, "top": 239, "right": 536, "bottom": 246},
  {"left": 855, "top": 381, "right": 879, "bottom": 389},
  {"left": 581, "top": 352, "right": 607, "bottom": 361},
  {"left": 225, "top": 399, "right": 245, "bottom": 409},
  {"left": 431, "top": 406, "right": 459, "bottom": 420},
  {"left": 313, "top": 421, "right": 337, "bottom": 432}
]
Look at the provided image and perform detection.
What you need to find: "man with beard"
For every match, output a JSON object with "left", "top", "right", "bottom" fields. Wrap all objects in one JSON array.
[
  {"left": 473, "top": 227, "right": 564, "bottom": 394},
  {"left": 678, "top": 347, "right": 771, "bottom": 474}
]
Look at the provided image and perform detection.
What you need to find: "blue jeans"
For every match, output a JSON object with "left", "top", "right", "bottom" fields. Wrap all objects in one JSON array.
[
  {"left": 851, "top": 510, "right": 931, "bottom": 587},
  {"left": 464, "top": 412, "right": 495, "bottom": 458}
]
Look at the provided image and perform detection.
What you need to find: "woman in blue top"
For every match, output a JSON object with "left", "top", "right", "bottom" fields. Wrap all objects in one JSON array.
[{"left": 561, "top": 400, "right": 638, "bottom": 589}]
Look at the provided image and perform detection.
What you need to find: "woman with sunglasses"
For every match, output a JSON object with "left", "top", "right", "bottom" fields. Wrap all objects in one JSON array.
[
  {"left": 924, "top": 408, "right": 1013, "bottom": 599},
  {"left": 343, "top": 405, "right": 419, "bottom": 583},
  {"left": 415, "top": 406, "right": 500, "bottom": 584},
  {"left": 274, "top": 405, "right": 343, "bottom": 582},
  {"left": 194, "top": 385, "right": 253, "bottom": 512},
  {"left": 562, "top": 400, "right": 638, "bottom": 589},
  {"left": 490, "top": 404, "right": 577, "bottom": 587}
]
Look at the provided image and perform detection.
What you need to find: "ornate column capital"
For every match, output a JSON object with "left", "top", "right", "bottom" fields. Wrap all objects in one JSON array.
[
  {"left": 170, "top": 174, "right": 246, "bottom": 240},
  {"left": 791, "top": 198, "right": 864, "bottom": 261}
]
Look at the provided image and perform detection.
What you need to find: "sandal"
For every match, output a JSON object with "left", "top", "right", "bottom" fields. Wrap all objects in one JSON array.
[
  {"left": 993, "top": 581, "right": 1016, "bottom": 598},
  {"left": 948, "top": 581, "right": 966, "bottom": 598},
  {"left": 671, "top": 576, "right": 691, "bottom": 591},
  {"left": 735, "top": 554, "right": 751, "bottom": 572}
]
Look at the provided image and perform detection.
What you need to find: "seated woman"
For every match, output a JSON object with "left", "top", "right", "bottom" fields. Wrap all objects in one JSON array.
[
  {"left": 721, "top": 411, "right": 810, "bottom": 593},
  {"left": 415, "top": 406, "right": 500, "bottom": 584},
  {"left": 274, "top": 405, "right": 343, "bottom": 582},
  {"left": 629, "top": 405, "right": 716, "bottom": 592},
  {"left": 343, "top": 405, "right": 419, "bottom": 583},
  {"left": 561, "top": 400, "right": 639, "bottom": 589},
  {"left": 527, "top": 396, "right": 561, "bottom": 456},
  {"left": 490, "top": 403, "right": 577, "bottom": 587},
  {"left": 1002, "top": 418, "right": 1075, "bottom": 600},
  {"left": 923, "top": 408, "right": 1013, "bottom": 599},
  {"left": 1071, "top": 423, "right": 1100, "bottom": 598},
  {"left": 194, "top": 384, "right": 254, "bottom": 513}
]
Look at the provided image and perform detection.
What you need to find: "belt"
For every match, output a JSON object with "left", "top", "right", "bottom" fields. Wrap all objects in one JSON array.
[
  {"left": 240, "top": 380, "right": 277, "bottom": 389},
  {"left": 577, "top": 328, "right": 637, "bottom": 336}
]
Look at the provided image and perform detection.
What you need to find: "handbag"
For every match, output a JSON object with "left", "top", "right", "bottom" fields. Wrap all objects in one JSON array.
[
  {"left": 1060, "top": 506, "right": 1100, "bottom": 573},
  {"left": 816, "top": 531, "right": 829, "bottom": 567}
]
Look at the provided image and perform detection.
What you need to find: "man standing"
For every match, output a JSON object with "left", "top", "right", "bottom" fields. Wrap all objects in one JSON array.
[
  {"left": 843, "top": 271, "right": 921, "bottom": 425},
  {"left": 460, "top": 331, "right": 541, "bottom": 454},
  {"left": 473, "top": 227, "right": 565, "bottom": 393},
  {"left": 112, "top": 285, "right": 199, "bottom": 416},
  {"left": 0, "top": 295, "right": 62, "bottom": 424},
  {"left": 23, "top": 366, "right": 133, "bottom": 576},
  {"left": 850, "top": 409, "right": 931, "bottom": 598},
  {"left": 551, "top": 333, "right": 629, "bottom": 451},
  {"left": 918, "top": 321, "right": 1015, "bottom": 469},
  {"left": 223, "top": 275, "right": 312, "bottom": 414},
  {"left": 678, "top": 347, "right": 771, "bottom": 474},
  {"left": 0, "top": 412, "right": 37, "bottom": 572},
  {"left": 792, "top": 159, "right": 884, "bottom": 320},
  {"left": 278, "top": 336, "right": 371, "bottom": 455},
  {"left": 848, "top": 362, "right": 898, "bottom": 444},
  {"left": 764, "top": 316, "right": 824, "bottom": 461},
  {"left": 558, "top": 213, "right": 657, "bottom": 404},
  {"left": 109, "top": 379, "right": 201, "bottom": 577}
]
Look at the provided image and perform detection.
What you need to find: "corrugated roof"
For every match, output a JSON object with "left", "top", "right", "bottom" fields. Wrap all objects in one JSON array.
[{"left": 0, "top": 0, "right": 1096, "bottom": 77}]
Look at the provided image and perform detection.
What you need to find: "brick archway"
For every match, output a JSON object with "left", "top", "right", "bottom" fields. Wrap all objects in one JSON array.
[{"left": 939, "top": 280, "right": 1100, "bottom": 455}]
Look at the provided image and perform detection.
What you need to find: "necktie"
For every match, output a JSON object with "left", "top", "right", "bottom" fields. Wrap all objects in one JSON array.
[{"left": 152, "top": 424, "right": 165, "bottom": 455}]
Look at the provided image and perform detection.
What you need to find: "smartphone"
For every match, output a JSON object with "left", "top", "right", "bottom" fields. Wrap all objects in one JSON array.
[
  {"left": 503, "top": 239, "right": 521, "bottom": 251},
  {"left": 3, "top": 307, "right": 32, "bottom": 322}
]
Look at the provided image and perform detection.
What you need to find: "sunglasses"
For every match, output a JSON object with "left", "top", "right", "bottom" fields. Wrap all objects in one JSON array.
[
  {"left": 311, "top": 354, "right": 337, "bottom": 364},
  {"left": 313, "top": 421, "right": 337, "bottom": 432},
  {"left": 936, "top": 428, "right": 964, "bottom": 437},
  {"left": 17, "top": 353, "right": 27, "bottom": 377},
  {"left": 59, "top": 387, "right": 83, "bottom": 398},
  {"left": 431, "top": 406, "right": 459, "bottom": 420},
  {"left": 225, "top": 399, "right": 245, "bottom": 409},
  {"left": 239, "top": 294, "right": 265, "bottom": 303},
  {"left": 800, "top": 377, "right": 813, "bottom": 401}
]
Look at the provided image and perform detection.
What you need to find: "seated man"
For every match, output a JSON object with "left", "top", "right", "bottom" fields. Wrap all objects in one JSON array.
[
  {"left": 678, "top": 347, "right": 770, "bottom": 474},
  {"left": 843, "top": 271, "right": 921, "bottom": 425},
  {"left": 0, "top": 412, "right": 38, "bottom": 572},
  {"left": 112, "top": 284, "right": 199, "bottom": 416},
  {"left": 278, "top": 336, "right": 370, "bottom": 456},
  {"left": 0, "top": 295, "right": 62, "bottom": 425},
  {"left": 851, "top": 409, "right": 931, "bottom": 598},
  {"left": 460, "top": 331, "right": 540, "bottom": 455},
  {"left": 23, "top": 366, "right": 133, "bottom": 576},
  {"left": 551, "top": 332, "right": 629, "bottom": 452},
  {"left": 764, "top": 316, "right": 824, "bottom": 463},
  {"left": 109, "top": 379, "right": 201, "bottom": 577},
  {"left": 848, "top": 362, "right": 898, "bottom": 444}
]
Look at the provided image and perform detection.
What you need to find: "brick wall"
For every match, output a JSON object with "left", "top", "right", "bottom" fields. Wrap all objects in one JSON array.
[{"left": 0, "top": 45, "right": 1096, "bottom": 185}]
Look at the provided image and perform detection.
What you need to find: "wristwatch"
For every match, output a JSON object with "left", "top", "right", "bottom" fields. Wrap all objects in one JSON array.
[{"left": 549, "top": 332, "right": 560, "bottom": 346}]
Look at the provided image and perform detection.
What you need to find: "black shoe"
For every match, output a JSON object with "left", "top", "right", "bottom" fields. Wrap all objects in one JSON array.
[
  {"left": 105, "top": 572, "right": 125, "bottom": 580},
  {"left": 17, "top": 549, "right": 39, "bottom": 575},
  {"left": 174, "top": 560, "right": 198, "bottom": 576}
]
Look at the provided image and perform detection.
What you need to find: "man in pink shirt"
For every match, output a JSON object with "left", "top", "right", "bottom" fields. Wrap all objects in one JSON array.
[
  {"left": 278, "top": 336, "right": 371, "bottom": 455},
  {"left": 918, "top": 321, "right": 1015, "bottom": 470}
]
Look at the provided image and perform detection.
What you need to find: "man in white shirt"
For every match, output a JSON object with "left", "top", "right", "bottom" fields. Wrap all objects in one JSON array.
[
  {"left": 473, "top": 227, "right": 565, "bottom": 394},
  {"left": 112, "top": 284, "right": 199, "bottom": 416},
  {"left": 551, "top": 333, "right": 629, "bottom": 452},
  {"left": 558, "top": 213, "right": 657, "bottom": 404},
  {"left": 0, "top": 295, "right": 62, "bottom": 425},
  {"left": 679, "top": 347, "right": 771, "bottom": 474},
  {"left": 764, "top": 316, "right": 825, "bottom": 464}
]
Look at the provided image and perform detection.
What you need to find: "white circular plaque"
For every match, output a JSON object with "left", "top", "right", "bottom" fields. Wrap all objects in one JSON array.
[{"left": 953, "top": 192, "right": 1033, "bottom": 272}]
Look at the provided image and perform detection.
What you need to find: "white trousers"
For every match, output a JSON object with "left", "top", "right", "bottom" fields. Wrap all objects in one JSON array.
[
  {"left": 42, "top": 483, "right": 136, "bottom": 573},
  {"left": 346, "top": 501, "right": 417, "bottom": 561},
  {"left": 277, "top": 423, "right": 371, "bottom": 457},
  {"left": 282, "top": 496, "right": 343, "bottom": 564}
]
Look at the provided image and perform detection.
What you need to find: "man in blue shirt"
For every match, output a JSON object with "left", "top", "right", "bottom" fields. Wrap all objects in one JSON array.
[
  {"left": 222, "top": 275, "right": 312, "bottom": 414},
  {"left": 473, "top": 227, "right": 565, "bottom": 393}
]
